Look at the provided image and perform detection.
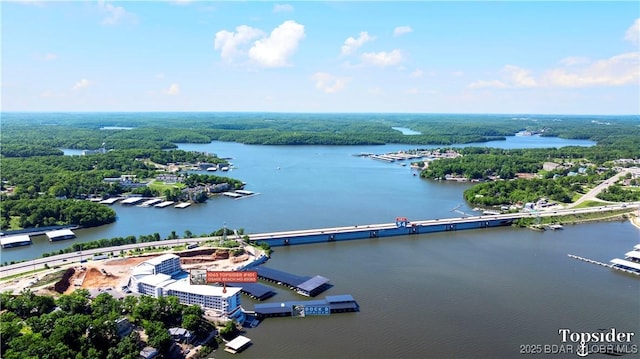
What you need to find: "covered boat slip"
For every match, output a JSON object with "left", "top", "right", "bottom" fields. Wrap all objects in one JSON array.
[
  {"left": 0, "top": 235, "right": 32, "bottom": 248},
  {"left": 253, "top": 294, "right": 360, "bottom": 318},
  {"left": 254, "top": 266, "right": 331, "bottom": 297},
  {"left": 226, "top": 282, "right": 276, "bottom": 301},
  {"left": 224, "top": 335, "right": 251, "bottom": 354},
  {"left": 46, "top": 229, "right": 76, "bottom": 241}
]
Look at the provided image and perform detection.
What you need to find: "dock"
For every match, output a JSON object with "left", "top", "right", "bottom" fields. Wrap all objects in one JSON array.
[
  {"left": 255, "top": 267, "right": 330, "bottom": 297},
  {"left": 224, "top": 335, "right": 251, "bottom": 354},
  {"left": 253, "top": 294, "right": 359, "bottom": 319},
  {"left": 138, "top": 198, "right": 162, "bottom": 207},
  {"left": 174, "top": 202, "right": 192, "bottom": 209},
  {"left": 0, "top": 235, "right": 32, "bottom": 248},
  {"left": 568, "top": 254, "right": 640, "bottom": 276},
  {"left": 46, "top": 229, "right": 76, "bottom": 242},
  {"left": 120, "top": 197, "right": 144, "bottom": 205},
  {"left": 154, "top": 201, "right": 175, "bottom": 208},
  {"left": 99, "top": 197, "right": 121, "bottom": 205}
]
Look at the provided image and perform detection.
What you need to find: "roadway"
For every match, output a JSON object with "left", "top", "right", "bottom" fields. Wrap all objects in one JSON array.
[{"left": 1, "top": 203, "right": 638, "bottom": 280}]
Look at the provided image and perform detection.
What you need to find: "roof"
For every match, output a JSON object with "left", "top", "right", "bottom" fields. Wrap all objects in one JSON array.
[
  {"left": 226, "top": 335, "right": 251, "bottom": 350},
  {"left": 146, "top": 253, "right": 179, "bottom": 266},
  {"left": 226, "top": 282, "right": 276, "bottom": 300},
  {"left": 254, "top": 299, "right": 328, "bottom": 315},
  {"left": 131, "top": 262, "right": 155, "bottom": 276},
  {"left": 297, "top": 275, "right": 330, "bottom": 292},
  {"left": 138, "top": 273, "right": 175, "bottom": 287},
  {"left": 611, "top": 258, "right": 640, "bottom": 271},
  {"left": 46, "top": 229, "right": 75, "bottom": 239},
  {"left": 165, "top": 278, "right": 242, "bottom": 297},
  {"left": 255, "top": 266, "right": 310, "bottom": 286},
  {"left": 326, "top": 294, "right": 355, "bottom": 303},
  {"left": 0, "top": 235, "right": 31, "bottom": 246},
  {"left": 624, "top": 251, "right": 640, "bottom": 260}
]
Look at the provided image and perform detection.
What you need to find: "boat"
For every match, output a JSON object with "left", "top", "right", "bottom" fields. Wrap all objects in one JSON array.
[{"left": 206, "top": 167, "right": 217, "bottom": 171}]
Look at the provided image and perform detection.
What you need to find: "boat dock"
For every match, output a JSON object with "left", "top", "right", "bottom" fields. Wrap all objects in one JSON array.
[
  {"left": 225, "top": 282, "right": 276, "bottom": 300},
  {"left": 174, "top": 202, "right": 192, "bottom": 209},
  {"left": 254, "top": 267, "right": 331, "bottom": 297},
  {"left": 138, "top": 198, "right": 162, "bottom": 207},
  {"left": 0, "top": 235, "right": 32, "bottom": 248},
  {"left": 120, "top": 197, "right": 144, "bottom": 205},
  {"left": 222, "top": 190, "right": 259, "bottom": 199},
  {"left": 252, "top": 294, "right": 359, "bottom": 319},
  {"left": 154, "top": 201, "right": 175, "bottom": 208},
  {"left": 568, "top": 253, "right": 640, "bottom": 276},
  {"left": 99, "top": 197, "right": 122, "bottom": 204}
]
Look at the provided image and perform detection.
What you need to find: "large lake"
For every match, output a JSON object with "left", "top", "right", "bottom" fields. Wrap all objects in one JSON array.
[{"left": 2, "top": 134, "right": 639, "bottom": 358}]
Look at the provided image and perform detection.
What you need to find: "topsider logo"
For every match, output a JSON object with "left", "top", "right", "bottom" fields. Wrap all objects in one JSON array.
[{"left": 558, "top": 328, "right": 637, "bottom": 357}]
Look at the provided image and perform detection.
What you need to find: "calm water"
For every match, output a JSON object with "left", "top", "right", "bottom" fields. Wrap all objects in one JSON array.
[{"left": 2, "top": 132, "right": 638, "bottom": 358}]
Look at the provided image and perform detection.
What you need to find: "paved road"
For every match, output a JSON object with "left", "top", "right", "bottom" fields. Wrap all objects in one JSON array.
[{"left": 568, "top": 169, "right": 629, "bottom": 208}]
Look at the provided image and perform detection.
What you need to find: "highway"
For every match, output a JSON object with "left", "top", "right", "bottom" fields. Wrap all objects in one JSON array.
[{"left": 1, "top": 203, "right": 638, "bottom": 279}]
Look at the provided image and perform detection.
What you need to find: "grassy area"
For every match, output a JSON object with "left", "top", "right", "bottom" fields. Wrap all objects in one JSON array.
[
  {"left": 147, "top": 180, "right": 186, "bottom": 193},
  {"left": 573, "top": 200, "right": 611, "bottom": 208},
  {"left": 516, "top": 208, "right": 634, "bottom": 227}
]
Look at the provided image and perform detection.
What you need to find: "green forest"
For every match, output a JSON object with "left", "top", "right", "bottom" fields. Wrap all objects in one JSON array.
[{"left": 0, "top": 288, "right": 220, "bottom": 359}]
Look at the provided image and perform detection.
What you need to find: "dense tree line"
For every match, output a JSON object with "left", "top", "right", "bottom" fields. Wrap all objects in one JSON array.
[
  {"left": 597, "top": 184, "right": 640, "bottom": 202},
  {"left": 0, "top": 198, "right": 116, "bottom": 229},
  {"left": 462, "top": 170, "right": 614, "bottom": 206},
  {"left": 0, "top": 288, "right": 213, "bottom": 359},
  {"left": 4, "top": 113, "right": 637, "bottom": 153}
]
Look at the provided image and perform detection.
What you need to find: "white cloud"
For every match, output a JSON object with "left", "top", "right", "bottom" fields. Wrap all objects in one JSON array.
[
  {"left": 410, "top": 69, "right": 424, "bottom": 78},
  {"left": 43, "top": 53, "right": 58, "bottom": 61},
  {"left": 214, "top": 25, "right": 265, "bottom": 63},
  {"left": 368, "top": 87, "right": 383, "bottom": 94},
  {"left": 341, "top": 32, "right": 375, "bottom": 56},
  {"left": 164, "top": 83, "right": 180, "bottom": 95},
  {"left": 559, "top": 56, "right": 590, "bottom": 66},
  {"left": 72, "top": 78, "right": 91, "bottom": 90},
  {"left": 98, "top": 0, "right": 137, "bottom": 25},
  {"left": 405, "top": 88, "right": 419, "bottom": 94},
  {"left": 502, "top": 65, "right": 537, "bottom": 87},
  {"left": 361, "top": 49, "right": 404, "bottom": 67},
  {"left": 625, "top": 18, "right": 640, "bottom": 45},
  {"left": 468, "top": 65, "right": 535, "bottom": 89},
  {"left": 248, "top": 20, "right": 305, "bottom": 67},
  {"left": 543, "top": 52, "right": 640, "bottom": 87},
  {"left": 311, "top": 72, "right": 350, "bottom": 93},
  {"left": 273, "top": 4, "right": 294, "bottom": 13},
  {"left": 393, "top": 26, "right": 412, "bottom": 37}
]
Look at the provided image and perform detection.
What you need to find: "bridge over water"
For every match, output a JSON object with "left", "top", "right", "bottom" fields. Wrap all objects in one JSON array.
[{"left": 1, "top": 204, "right": 637, "bottom": 278}]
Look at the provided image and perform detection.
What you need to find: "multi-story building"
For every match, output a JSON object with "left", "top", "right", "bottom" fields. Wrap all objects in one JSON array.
[{"left": 129, "top": 254, "right": 244, "bottom": 322}]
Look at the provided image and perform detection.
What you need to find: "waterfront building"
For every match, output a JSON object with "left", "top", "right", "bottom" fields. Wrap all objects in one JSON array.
[{"left": 128, "top": 254, "right": 244, "bottom": 321}]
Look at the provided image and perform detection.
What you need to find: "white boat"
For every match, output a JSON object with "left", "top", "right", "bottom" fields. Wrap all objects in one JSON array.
[{"left": 206, "top": 167, "right": 217, "bottom": 171}]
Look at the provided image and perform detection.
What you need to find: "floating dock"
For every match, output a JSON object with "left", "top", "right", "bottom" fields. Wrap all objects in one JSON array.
[
  {"left": 253, "top": 294, "right": 359, "bottom": 319},
  {"left": 254, "top": 267, "right": 330, "bottom": 297},
  {"left": 225, "top": 335, "right": 251, "bottom": 354},
  {"left": 174, "top": 202, "right": 192, "bottom": 209},
  {"left": 99, "top": 197, "right": 121, "bottom": 204},
  {"left": 0, "top": 235, "right": 32, "bottom": 248},
  {"left": 154, "top": 201, "right": 175, "bottom": 208},
  {"left": 138, "top": 198, "right": 162, "bottom": 207},
  {"left": 46, "top": 229, "right": 76, "bottom": 242},
  {"left": 226, "top": 282, "right": 276, "bottom": 300},
  {"left": 120, "top": 197, "right": 144, "bottom": 205}
]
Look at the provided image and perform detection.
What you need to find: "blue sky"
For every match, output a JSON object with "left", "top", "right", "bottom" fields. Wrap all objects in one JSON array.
[{"left": 2, "top": 1, "right": 639, "bottom": 114}]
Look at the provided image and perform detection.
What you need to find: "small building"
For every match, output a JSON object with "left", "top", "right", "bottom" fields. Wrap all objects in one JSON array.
[
  {"left": 224, "top": 335, "right": 251, "bottom": 354},
  {"left": 168, "top": 327, "right": 193, "bottom": 344}
]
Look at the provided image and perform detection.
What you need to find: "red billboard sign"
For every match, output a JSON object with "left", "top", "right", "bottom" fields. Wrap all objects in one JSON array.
[{"left": 206, "top": 271, "right": 258, "bottom": 283}]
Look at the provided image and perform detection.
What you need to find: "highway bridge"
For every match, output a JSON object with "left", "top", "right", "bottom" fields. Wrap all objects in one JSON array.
[{"left": 1, "top": 203, "right": 638, "bottom": 279}]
